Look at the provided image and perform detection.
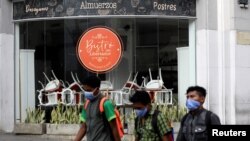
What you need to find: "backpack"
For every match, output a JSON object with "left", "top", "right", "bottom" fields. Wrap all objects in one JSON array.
[
  {"left": 135, "top": 110, "right": 174, "bottom": 141},
  {"left": 84, "top": 97, "right": 124, "bottom": 138}
]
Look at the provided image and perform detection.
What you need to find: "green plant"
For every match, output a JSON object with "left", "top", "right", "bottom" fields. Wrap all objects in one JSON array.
[
  {"left": 125, "top": 109, "right": 136, "bottom": 123},
  {"left": 50, "top": 103, "right": 81, "bottom": 124},
  {"left": 24, "top": 107, "right": 45, "bottom": 123},
  {"left": 155, "top": 103, "right": 187, "bottom": 123}
]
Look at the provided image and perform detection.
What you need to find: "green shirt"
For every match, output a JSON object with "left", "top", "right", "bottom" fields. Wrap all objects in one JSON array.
[
  {"left": 135, "top": 109, "right": 172, "bottom": 141},
  {"left": 80, "top": 99, "right": 116, "bottom": 122}
]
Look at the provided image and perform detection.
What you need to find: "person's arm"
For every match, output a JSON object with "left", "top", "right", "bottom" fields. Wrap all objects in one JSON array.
[
  {"left": 74, "top": 107, "right": 87, "bottom": 141},
  {"left": 109, "top": 119, "right": 121, "bottom": 141},
  {"left": 176, "top": 126, "right": 185, "bottom": 141},
  {"left": 156, "top": 113, "right": 172, "bottom": 141},
  {"left": 74, "top": 123, "right": 86, "bottom": 141},
  {"left": 210, "top": 113, "right": 221, "bottom": 125}
]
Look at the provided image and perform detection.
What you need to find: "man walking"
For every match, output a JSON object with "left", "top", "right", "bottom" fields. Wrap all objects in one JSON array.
[
  {"left": 129, "top": 90, "right": 173, "bottom": 141},
  {"left": 74, "top": 75, "right": 121, "bottom": 141},
  {"left": 176, "top": 86, "right": 221, "bottom": 141}
]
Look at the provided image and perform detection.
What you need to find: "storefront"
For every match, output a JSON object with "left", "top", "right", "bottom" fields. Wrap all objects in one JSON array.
[{"left": 13, "top": 0, "right": 196, "bottom": 122}]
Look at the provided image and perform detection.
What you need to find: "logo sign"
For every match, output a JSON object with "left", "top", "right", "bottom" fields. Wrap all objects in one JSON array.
[{"left": 77, "top": 27, "right": 123, "bottom": 73}]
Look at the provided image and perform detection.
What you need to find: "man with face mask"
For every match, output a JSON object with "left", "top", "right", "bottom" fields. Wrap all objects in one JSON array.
[
  {"left": 176, "top": 86, "right": 221, "bottom": 141},
  {"left": 129, "top": 90, "right": 173, "bottom": 141},
  {"left": 74, "top": 75, "right": 121, "bottom": 141}
]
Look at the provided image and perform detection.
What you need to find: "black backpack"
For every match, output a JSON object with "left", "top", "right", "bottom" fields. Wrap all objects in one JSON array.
[{"left": 135, "top": 110, "right": 174, "bottom": 141}]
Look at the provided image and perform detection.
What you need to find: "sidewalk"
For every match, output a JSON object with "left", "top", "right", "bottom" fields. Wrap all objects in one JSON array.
[
  {"left": 0, "top": 131, "right": 135, "bottom": 141},
  {"left": 0, "top": 132, "right": 77, "bottom": 141}
]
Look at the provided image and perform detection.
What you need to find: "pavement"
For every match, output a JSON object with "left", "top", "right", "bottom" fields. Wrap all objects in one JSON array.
[
  {"left": 0, "top": 132, "right": 135, "bottom": 141},
  {"left": 0, "top": 132, "right": 77, "bottom": 141}
]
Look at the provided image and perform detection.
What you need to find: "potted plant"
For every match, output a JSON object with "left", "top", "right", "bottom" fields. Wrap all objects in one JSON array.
[
  {"left": 46, "top": 103, "right": 81, "bottom": 135},
  {"left": 14, "top": 107, "right": 46, "bottom": 134}
]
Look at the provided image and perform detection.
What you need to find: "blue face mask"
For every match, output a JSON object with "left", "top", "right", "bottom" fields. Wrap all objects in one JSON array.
[
  {"left": 84, "top": 90, "right": 96, "bottom": 101},
  {"left": 135, "top": 107, "right": 148, "bottom": 118},
  {"left": 186, "top": 99, "right": 201, "bottom": 111}
]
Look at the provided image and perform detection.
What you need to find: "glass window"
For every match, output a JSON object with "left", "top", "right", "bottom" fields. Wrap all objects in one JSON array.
[{"left": 18, "top": 18, "right": 189, "bottom": 106}]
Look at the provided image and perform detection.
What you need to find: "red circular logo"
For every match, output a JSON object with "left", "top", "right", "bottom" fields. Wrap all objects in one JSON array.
[{"left": 77, "top": 27, "right": 123, "bottom": 73}]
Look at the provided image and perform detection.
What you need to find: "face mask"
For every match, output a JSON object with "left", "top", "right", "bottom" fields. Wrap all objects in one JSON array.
[
  {"left": 135, "top": 107, "right": 148, "bottom": 118},
  {"left": 186, "top": 99, "right": 201, "bottom": 111},
  {"left": 84, "top": 90, "right": 96, "bottom": 101}
]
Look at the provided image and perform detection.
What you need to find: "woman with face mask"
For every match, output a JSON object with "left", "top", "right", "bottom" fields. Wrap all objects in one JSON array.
[
  {"left": 129, "top": 90, "right": 173, "bottom": 141},
  {"left": 176, "top": 86, "right": 221, "bottom": 141}
]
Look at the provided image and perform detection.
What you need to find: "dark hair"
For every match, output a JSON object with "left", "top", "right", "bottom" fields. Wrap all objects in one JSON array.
[
  {"left": 82, "top": 75, "right": 101, "bottom": 88},
  {"left": 129, "top": 90, "right": 151, "bottom": 105},
  {"left": 186, "top": 85, "right": 207, "bottom": 97}
]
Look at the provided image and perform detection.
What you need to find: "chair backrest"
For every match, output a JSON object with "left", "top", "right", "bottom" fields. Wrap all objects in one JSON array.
[
  {"left": 44, "top": 71, "right": 63, "bottom": 92},
  {"left": 121, "top": 72, "right": 139, "bottom": 94}
]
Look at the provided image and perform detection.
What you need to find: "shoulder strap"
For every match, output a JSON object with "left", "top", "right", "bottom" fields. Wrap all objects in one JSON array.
[
  {"left": 136, "top": 110, "right": 165, "bottom": 140},
  {"left": 152, "top": 110, "right": 161, "bottom": 139},
  {"left": 152, "top": 110, "right": 174, "bottom": 141},
  {"left": 84, "top": 99, "right": 90, "bottom": 110},
  {"left": 135, "top": 116, "right": 142, "bottom": 139},
  {"left": 84, "top": 97, "right": 107, "bottom": 112},
  {"left": 135, "top": 117, "right": 138, "bottom": 130},
  {"left": 99, "top": 97, "right": 107, "bottom": 112},
  {"left": 136, "top": 112, "right": 161, "bottom": 140},
  {"left": 205, "top": 110, "right": 212, "bottom": 125}
]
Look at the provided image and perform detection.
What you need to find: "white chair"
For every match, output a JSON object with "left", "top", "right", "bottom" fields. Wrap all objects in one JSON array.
[
  {"left": 61, "top": 88, "right": 74, "bottom": 105},
  {"left": 144, "top": 68, "right": 173, "bottom": 105},
  {"left": 38, "top": 71, "right": 63, "bottom": 106},
  {"left": 61, "top": 72, "right": 85, "bottom": 105},
  {"left": 109, "top": 72, "right": 140, "bottom": 106}
]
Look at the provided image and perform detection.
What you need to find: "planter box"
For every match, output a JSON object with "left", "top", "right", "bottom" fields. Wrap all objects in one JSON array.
[
  {"left": 46, "top": 124, "right": 81, "bottom": 135},
  {"left": 14, "top": 123, "right": 46, "bottom": 135}
]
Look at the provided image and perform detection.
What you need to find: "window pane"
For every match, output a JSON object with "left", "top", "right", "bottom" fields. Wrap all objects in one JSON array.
[
  {"left": 136, "top": 18, "right": 157, "bottom": 46},
  {"left": 19, "top": 18, "right": 189, "bottom": 106}
]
